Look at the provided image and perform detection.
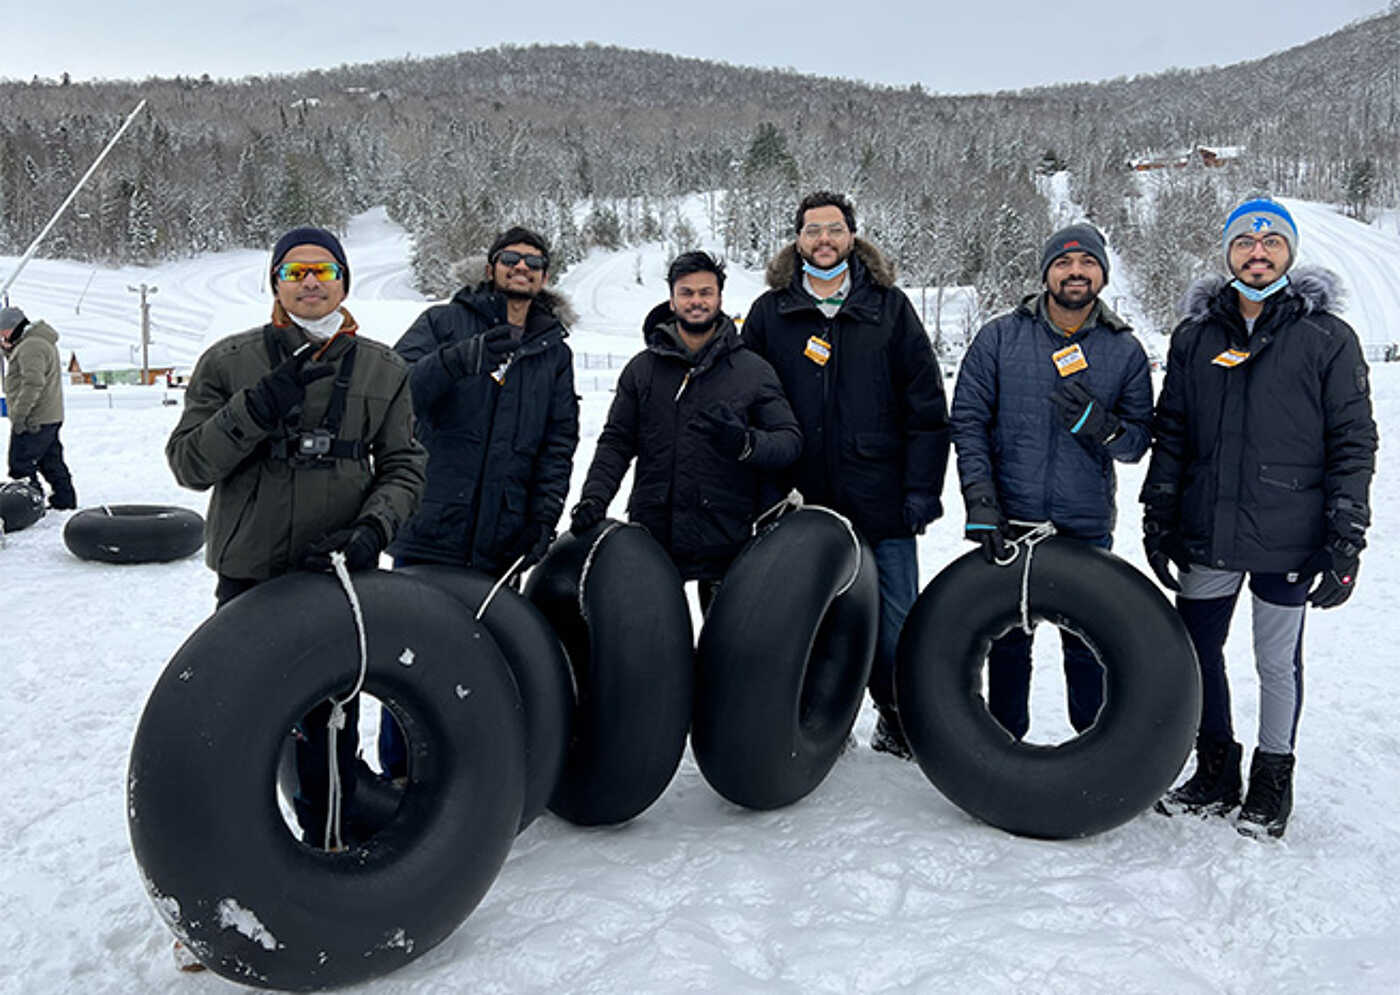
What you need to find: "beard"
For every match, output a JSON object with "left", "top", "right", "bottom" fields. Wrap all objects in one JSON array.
[
  {"left": 1233, "top": 264, "right": 1280, "bottom": 287},
  {"left": 676, "top": 312, "right": 718, "bottom": 335},
  {"left": 1049, "top": 282, "right": 1099, "bottom": 311},
  {"left": 501, "top": 286, "right": 538, "bottom": 301}
]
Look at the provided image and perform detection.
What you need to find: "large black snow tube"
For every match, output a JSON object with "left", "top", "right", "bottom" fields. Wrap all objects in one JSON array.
[
  {"left": 896, "top": 539, "right": 1201, "bottom": 839},
  {"left": 64, "top": 504, "right": 204, "bottom": 563},
  {"left": 0, "top": 480, "right": 44, "bottom": 533},
  {"left": 129, "top": 570, "right": 526, "bottom": 991},
  {"left": 398, "top": 564, "right": 574, "bottom": 832},
  {"left": 693, "top": 507, "right": 879, "bottom": 809},
  {"left": 524, "top": 521, "right": 693, "bottom": 826}
]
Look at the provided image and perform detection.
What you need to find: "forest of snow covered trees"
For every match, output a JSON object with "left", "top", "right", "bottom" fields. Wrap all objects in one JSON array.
[{"left": 1, "top": 8, "right": 1396, "bottom": 336}]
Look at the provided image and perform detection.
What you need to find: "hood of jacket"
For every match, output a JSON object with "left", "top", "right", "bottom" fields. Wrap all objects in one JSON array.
[
  {"left": 1180, "top": 265, "right": 1344, "bottom": 323},
  {"left": 640, "top": 301, "right": 742, "bottom": 369},
  {"left": 1012, "top": 292, "right": 1133, "bottom": 333},
  {"left": 764, "top": 237, "right": 897, "bottom": 291}
]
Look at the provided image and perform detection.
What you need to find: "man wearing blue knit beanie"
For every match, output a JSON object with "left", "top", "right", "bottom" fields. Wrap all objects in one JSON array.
[{"left": 1142, "top": 196, "right": 1377, "bottom": 839}]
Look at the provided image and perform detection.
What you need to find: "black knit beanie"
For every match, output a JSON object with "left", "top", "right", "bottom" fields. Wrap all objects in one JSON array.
[
  {"left": 1040, "top": 223, "right": 1109, "bottom": 282},
  {"left": 269, "top": 226, "right": 350, "bottom": 293}
]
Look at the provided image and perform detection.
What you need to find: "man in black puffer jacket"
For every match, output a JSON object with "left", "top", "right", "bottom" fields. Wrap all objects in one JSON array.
[
  {"left": 1144, "top": 198, "right": 1377, "bottom": 840},
  {"left": 391, "top": 226, "right": 579, "bottom": 574},
  {"left": 952, "top": 223, "right": 1152, "bottom": 743},
  {"left": 742, "top": 191, "right": 950, "bottom": 760},
  {"left": 571, "top": 251, "right": 800, "bottom": 606}
]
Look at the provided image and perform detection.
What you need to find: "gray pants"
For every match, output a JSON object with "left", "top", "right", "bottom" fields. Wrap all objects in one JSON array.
[{"left": 1178, "top": 565, "right": 1309, "bottom": 755}]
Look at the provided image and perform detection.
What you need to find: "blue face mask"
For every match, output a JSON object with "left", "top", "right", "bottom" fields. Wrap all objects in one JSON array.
[
  {"left": 802, "top": 259, "right": 849, "bottom": 281},
  {"left": 1231, "top": 274, "right": 1290, "bottom": 302}
]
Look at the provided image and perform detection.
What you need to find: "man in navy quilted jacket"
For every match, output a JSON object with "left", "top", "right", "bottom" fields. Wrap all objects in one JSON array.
[{"left": 951, "top": 223, "right": 1153, "bottom": 743}]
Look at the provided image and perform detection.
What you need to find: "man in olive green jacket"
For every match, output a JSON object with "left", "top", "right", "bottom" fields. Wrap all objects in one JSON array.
[
  {"left": 2, "top": 307, "right": 77, "bottom": 509},
  {"left": 166, "top": 227, "right": 425, "bottom": 856},
  {"left": 167, "top": 228, "right": 425, "bottom": 603}
]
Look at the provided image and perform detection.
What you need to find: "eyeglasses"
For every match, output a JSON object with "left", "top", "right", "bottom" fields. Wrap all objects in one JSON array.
[
  {"left": 494, "top": 250, "right": 547, "bottom": 271},
  {"left": 801, "top": 223, "right": 849, "bottom": 239},
  {"left": 1229, "top": 234, "right": 1288, "bottom": 254},
  {"left": 275, "top": 261, "right": 343, "bottom": 283}
]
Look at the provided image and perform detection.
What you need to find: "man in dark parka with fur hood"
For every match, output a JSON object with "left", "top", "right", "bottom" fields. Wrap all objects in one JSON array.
[
  {"left": 1145, "top": 198, "right": 1377, "bottom": 840},
  {"left": 571, "top": 251, "right": 801, "bottom": 603},
  {"left": 742, "top": 192, "right": 951, "bottom": 760},
  {"left": 390, "top": 226, "right": 579, "bottom": 574}
]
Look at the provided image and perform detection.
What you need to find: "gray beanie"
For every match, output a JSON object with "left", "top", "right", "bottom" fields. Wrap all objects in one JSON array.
[
  {"left": 0, "top": 306, "right": 26, "bottom": 331},
  {"left": 1041, "top": 224, "right": 1110, "bottom": 282},
  {"left": 1222, "top": 198, "right": 1298, "bottom": 271}
]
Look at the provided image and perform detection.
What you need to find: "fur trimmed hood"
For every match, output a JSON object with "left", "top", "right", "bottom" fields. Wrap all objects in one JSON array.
[
  {"left": 1180, "top": 265, "right": 1344, "bottom": 322},
  {"left": 452, "top": 253, "right": 577, "bottom": 326},
  {"left": 764, "top": 237, "right": 897, "bottom": 291}
]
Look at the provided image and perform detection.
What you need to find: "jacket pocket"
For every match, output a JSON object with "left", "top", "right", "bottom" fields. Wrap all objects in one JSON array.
[{"left": 1258, "top": 463, "right": 1322, "bottom": 492}]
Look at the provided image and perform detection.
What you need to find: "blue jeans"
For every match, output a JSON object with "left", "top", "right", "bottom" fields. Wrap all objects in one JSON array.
[
  {"left": 985, "top": 534, "right": 1109, "bottom": 740},
  {"left": 870, "top": 537, "right": 919, "bottom": 715}
]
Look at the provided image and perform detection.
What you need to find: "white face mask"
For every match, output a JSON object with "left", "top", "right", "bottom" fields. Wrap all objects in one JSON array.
[{"left": 288, "top": 309, "right": 344, "bottom": 340}]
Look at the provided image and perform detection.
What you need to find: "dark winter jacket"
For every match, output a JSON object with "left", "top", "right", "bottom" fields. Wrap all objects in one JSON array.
[
  {"left": 3, "top": 320, "right": 64, "bottom": 432},
  {"left": 390, "top": 283, "right": 579, "bottom": 572},
  {"left": 1142, "top": 267, "right": 1377, "bottom": 572},
  {"left": 580, "top": 306, "right": 801, "bottom": 580},
  {"left": 167, "top": 316, "right": 426, "bottom": 581},
  {"left": 952, "top": 293, "right": 1152, "bottom": 538},
  {"left": 741, "top": 239, "right": 950, "bottom": 543}
]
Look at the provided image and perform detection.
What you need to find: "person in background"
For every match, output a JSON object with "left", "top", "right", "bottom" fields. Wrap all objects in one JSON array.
[{"left": 2, "top": 306, "right": 77, "bottom": 509}]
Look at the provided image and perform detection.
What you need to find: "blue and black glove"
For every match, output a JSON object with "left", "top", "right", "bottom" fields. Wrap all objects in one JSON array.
[
  {"left": 963, "top": 482, "right": 1009, "bottom": 564},
  {"left": 1049, "top": 380, "right": 1123, "bottom": 447}
]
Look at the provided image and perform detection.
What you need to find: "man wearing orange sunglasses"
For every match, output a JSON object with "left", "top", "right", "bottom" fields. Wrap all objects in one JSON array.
[{"left": 166, "top": 226, "right": 425, "bottom": 851}]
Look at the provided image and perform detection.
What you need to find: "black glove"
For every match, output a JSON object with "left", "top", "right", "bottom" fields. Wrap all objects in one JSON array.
[
  {"left": 246, "top": 343, "right": 336, "bottom": 430},
  {"left": 902, "top": 490, "right": 943, "bottom": 535},
  {"left": 1049, "top": 379, "right": 1123, "bottom": 447},
  {"left": 963, "top": 482, "right": 1009, "bottom": 564},
  {"left": 569, "top": 498, "right": 606, "bottom": 536},
  {"left": 1142, "top": 517, "right": 1190, "bottom": 593},
  {"left": 300, "top": 520, "right": 385, "bottom": 573},
  {"left": 441, "top": 325, "right": 516, "bottom": 378},
  {"left": 694, "top": 403, "right": 751, "bottom": 461},
  {"left": 510, "top": 522, "right": 554, "bottom": 569},
  {"left": 1303, "top": 538, "right": 1361, "bottom": 609}
]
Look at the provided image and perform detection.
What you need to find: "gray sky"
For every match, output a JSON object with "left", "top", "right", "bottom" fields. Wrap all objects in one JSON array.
[{"left": 4, "top": 1, "right": 1390, "bottom": 94}]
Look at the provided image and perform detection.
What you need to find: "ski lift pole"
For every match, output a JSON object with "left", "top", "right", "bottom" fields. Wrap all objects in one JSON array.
[{"left": 0, "top": 99, "right": 148, "bottom": 300}]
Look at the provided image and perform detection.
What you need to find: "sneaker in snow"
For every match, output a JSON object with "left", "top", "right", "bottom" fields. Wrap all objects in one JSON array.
[{"left": 870, "top": 713, "right": 913, "bottom": 761}]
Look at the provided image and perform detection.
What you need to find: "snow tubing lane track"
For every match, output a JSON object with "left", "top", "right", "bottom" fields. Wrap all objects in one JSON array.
[
  {"left": 398, "top": 564, "right": 574, "bottom": 832},
  {"left": 693, "top": 508, "right": 879, "bottom": 809},
  {"left": 0, "top": 481, "right": 45, "bottom": 533},
  {"left": 63, "top": 504, "right": 204, "bottom": 563},
  {"left": 895, "top": 540, "right": 1201, "bottom": 839},
  {"left": 128, "top": 570, "right": 527, "bottom": 991},
  {"left": 524, "top": 522, "right": 693, "bottom": 826}
]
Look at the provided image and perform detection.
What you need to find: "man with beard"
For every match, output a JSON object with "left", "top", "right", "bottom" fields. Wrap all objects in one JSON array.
[
  {"left": 385, "top": 225, "right": 579, "bottom": 775},
  {"left": 742, "top": 192, "right": 949, "bottom": 760},
  {"left": 571, "top": 251, "right": 800, "bottom": 607},
  {"left": 951, "top": 223, "right": 1152, "bottom": 743},
  {"left": 1145, "top": 198, "right": 1376, "bottom": 839},
  {"left": 2, "top": 306, "right": 77, "bottom": 509}
]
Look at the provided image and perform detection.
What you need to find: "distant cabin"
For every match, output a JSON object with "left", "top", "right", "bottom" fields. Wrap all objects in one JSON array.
[{"left": 1129, "top": 145, "right": 1244, "bottom": 171}]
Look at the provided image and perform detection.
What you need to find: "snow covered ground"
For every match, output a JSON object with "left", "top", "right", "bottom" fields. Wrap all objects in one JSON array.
[{"left": 2, "top": 204, "right": 1398, "bottom": 994}]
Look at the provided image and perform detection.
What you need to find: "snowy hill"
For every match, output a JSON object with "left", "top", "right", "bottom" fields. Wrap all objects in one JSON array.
[{"left": 2, "top": 203, "right": 1399, "bottom": 994}]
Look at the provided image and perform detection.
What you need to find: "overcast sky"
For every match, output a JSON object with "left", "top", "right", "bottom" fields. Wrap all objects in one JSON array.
[{"left": 4, "top": 1, "right": 1391, "bottom": 94}]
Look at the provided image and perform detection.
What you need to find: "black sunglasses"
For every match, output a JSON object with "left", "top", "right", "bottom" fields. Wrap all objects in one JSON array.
[{"left": 494, "top": 250, "right": 547, "bottom": 271}]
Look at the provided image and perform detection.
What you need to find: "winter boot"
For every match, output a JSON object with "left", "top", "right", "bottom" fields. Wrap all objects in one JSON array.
[
  {"left": 1154, "top": 735, "right": 1243, "bottom": 817},
  {"left": 1236, "top": 750, "right": 1295, "bottom": 840},
  {"left": 870, "top": 708, "right": 914, "bottom": 761}
]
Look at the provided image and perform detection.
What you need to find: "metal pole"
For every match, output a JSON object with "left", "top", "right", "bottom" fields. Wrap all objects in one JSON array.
[
  {"left": 127, "top": 283, "right": 157, "bottom": 384},
  {"left": 1, "top": 99, "right": 148, "bottom": 300}
]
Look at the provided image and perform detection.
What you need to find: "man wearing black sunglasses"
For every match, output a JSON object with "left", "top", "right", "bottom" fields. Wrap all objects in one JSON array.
[{"left": 384, "top": 226, "right": 579, "bottom": 773}]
